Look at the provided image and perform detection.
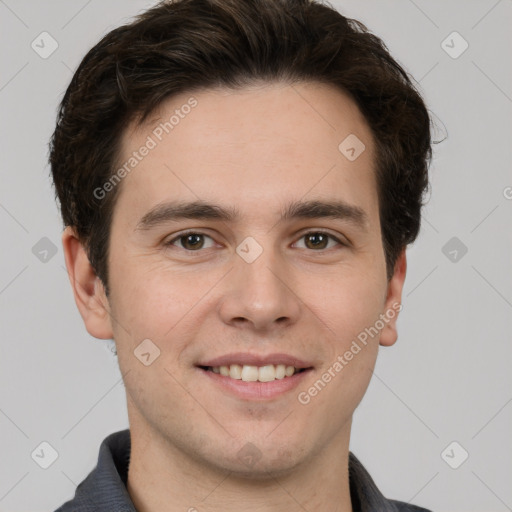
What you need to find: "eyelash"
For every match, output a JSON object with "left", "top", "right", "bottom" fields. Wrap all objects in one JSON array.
[{"left": 165, "top": 230, "right": 347, "bottom": 253}]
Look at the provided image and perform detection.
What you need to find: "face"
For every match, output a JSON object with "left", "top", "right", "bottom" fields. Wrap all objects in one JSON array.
[{"left": 68, "top": 81, "right": 406, "bottom": 477}]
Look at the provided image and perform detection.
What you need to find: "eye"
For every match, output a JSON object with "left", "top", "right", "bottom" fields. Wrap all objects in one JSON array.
[
  {"left": 166, "top": 231, "right": 216, "bottom": 251},
  {"left": 165, "top": 230, "right": 346, "bottom": 253},
  {"left": 293, "top": 231, "right": 345, "bottom": 251}
]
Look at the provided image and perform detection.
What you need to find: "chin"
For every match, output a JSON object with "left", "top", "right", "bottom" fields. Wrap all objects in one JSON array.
[
  {"left": 224, "top": 455, "right": 305, "bottom": 481},
  {"left": 204, "top": 438, "right": 309, "bottom": 479}
]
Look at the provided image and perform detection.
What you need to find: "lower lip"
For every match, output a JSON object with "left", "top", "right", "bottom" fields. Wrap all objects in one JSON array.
[{"left": 198, "top": 367, "right": 313, "bottom": 400}]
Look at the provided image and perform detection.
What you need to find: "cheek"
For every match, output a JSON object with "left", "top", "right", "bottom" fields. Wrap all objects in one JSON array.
[
  {"left": 107, "top": 261, "right": 220, "bottom": 367},
  {"left": 316, "top": 270, "right": 384, "bottom": 402},
  {"left": 305, "top": 278, "right": 382, "bottom": 417},
  {"left": 110, "top": 259, "right": 184, "bottom": 328},
  {"left": 309, "top": 267, "right": 386, "bottom": 342},
  {"left": 108, "top": 268, "right": 199, "bottom": 404}
]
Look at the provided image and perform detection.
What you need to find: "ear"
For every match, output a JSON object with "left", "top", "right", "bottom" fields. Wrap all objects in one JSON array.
[
  {"left": 379, "top": 248, "right": 407, "bottom": 347},
  {"left": 62, "top": 226, "right": 114, "bottom": 340}
]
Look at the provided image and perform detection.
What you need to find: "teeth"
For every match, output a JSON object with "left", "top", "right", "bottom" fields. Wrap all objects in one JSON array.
[
  {"left": 258, "top": 365, "right": 276, "bottom": 382},
  {"left": 275, "top": 364, "right": 286, "bottom": 379},
  {"left": 210, "top": 364, "right": 302, "bottom": 382},
  {"left": 241, "top": 365, "right": 259, "bottom": 382},
  {"left": 229, "top": 364, "right": 242, "bottom": 379}
]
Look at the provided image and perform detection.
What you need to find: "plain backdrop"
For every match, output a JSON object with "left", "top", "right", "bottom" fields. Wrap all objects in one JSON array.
[{"left": 1, "top": 1, "right": 511, "bottom": 511}]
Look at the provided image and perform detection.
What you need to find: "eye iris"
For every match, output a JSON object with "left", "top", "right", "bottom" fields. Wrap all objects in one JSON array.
[
  {"left": 182, "top": 234, "right": 204, "bottom": 250},
  {"left": 175, "top": 233, "right": 333, "bottom": 251},
  {"left": 305, "top": 233, "right": 328, "bottom": 250}
]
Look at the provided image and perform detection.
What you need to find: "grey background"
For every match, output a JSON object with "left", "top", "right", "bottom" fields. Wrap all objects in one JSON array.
[{"left": 1, "top": 0, "right": 511, "bottom": 510}]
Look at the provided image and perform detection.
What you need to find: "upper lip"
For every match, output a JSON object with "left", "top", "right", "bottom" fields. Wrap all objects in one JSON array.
[{"left": 198, "top": 352, "right": 313, "bottom": 369}]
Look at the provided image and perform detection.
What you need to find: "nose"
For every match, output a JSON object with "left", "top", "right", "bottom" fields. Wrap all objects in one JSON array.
[{"left": 218, "top": 245, "right": 301, "bottom": 333}]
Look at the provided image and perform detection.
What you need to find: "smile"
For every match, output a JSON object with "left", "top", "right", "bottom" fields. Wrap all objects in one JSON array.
[{"left": 201, "top": 364, "right": 305, "bottom": 382}]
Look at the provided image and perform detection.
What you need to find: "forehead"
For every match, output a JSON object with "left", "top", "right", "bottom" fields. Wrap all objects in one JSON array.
[{"left": 113, "top": 81, "right": 378, "bottom": 225}]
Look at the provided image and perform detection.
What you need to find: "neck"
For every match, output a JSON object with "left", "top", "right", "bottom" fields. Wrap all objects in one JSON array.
[{"left": 126, "top": 421, "right": 353, "bottom": 512}]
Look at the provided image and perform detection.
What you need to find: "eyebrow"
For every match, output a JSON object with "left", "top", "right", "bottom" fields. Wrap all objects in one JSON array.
[{"left": 135, "top": 199, "right": 369, "bottom": 231}]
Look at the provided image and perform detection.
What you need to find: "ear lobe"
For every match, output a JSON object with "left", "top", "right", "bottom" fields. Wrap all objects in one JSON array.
[
  {"left": 62, "top": 226, "right": 113, "bottom": 340},
  {"left": 379, "top": 248, "right": 407, "bottom": 347}
]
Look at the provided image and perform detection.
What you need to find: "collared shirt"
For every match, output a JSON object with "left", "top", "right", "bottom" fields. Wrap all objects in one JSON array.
[{"left": 54, "top": 429, "right": 432, "bottom": 512}]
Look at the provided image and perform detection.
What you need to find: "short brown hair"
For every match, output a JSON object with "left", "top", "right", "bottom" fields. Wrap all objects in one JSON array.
[{"left": 49, "top": 0, "right": 432, "bottom": 293}]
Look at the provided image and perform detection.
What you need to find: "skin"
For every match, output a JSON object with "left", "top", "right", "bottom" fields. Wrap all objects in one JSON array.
[{"left": 63, "top": 81, "right": 407, "bottom": 512}]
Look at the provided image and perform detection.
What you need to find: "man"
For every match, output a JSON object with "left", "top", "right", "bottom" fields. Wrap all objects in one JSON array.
[{"left": 50, "top": 0, "right": 433, "bottom": 510}]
